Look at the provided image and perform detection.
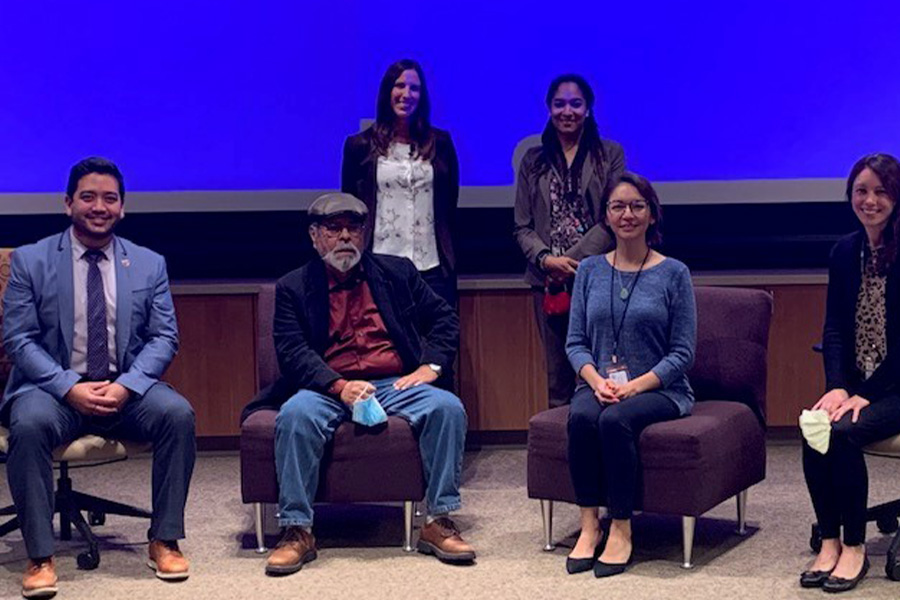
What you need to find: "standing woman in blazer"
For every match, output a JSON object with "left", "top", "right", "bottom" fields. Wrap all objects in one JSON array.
[
  {"left": 514, "top": 74, "right": 625, "bottom": 408},
  {"left": 800, "top": 153, "right": 900, "bottom": 593},
  {"left": 341, "top": 59, "right": 460, "bottom": 308}
]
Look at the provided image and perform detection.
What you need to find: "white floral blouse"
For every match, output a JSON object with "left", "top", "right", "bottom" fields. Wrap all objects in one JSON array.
[{"left": 374, "top": 142, "right": 439, "bottom": 271}]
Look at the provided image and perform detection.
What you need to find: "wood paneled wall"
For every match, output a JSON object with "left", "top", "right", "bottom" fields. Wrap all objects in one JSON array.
[
  {"left": 458, "top": 290, "right": 547, "bottom": 431},
  {"left": 163, "top": 293, "right": 258, "bottom": 437}
]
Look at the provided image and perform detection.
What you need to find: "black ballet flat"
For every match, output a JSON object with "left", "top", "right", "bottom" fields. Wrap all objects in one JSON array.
[
  {"left": 593, "top": 553, "right": 632, "bottom": 578},
  {"left": 799, "top": 568, "right": 833, "bottom": 588},
  {"left": 566, "top": 538, "right": 605, "bottom": 575},
  {"left": 822, "top": 557, "right": 869, "bottom": 593}
]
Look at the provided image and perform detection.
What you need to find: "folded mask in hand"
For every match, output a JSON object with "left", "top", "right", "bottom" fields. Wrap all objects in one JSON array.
[
  {"left": 799, "top": 409, "right": 831, "bottom": 454},
  {"left": 352, "top": 395, "right": 388, "bottom": 427}
]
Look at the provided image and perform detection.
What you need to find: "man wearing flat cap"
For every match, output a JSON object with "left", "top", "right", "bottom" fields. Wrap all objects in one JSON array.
[{"left": 248, "top": 192, "right": 473, "bottom": 575}]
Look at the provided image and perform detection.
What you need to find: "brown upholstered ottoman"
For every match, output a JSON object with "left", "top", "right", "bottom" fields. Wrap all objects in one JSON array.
[{"left": 240, "top": 402, "right": 425, "bottom": 551}]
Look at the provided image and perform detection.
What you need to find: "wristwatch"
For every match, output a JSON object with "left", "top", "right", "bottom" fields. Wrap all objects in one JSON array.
[{"left": 427, "top": 363, "right": 443, "bottom": 376}]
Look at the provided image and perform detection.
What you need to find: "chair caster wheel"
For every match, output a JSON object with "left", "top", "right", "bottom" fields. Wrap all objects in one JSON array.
[
  {"left": 887, "top": 559, "right": 900, "bottom": 582},
  {"left": 887, "top": 532, "right": 900, "bottom": 581},
  {"left": 877, "top": 515, "right": 898, "bottom": 534},
  {"left": 809, "top": 524, "right": 822, "bottom": 553},
  {"left": 77, "top": 550, "right": 100, "bottom": 570},
  {"left": 89, "top": 511, "right": 106, "bottom": 526}
]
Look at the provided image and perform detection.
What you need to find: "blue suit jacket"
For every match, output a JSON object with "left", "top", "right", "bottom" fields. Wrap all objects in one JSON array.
[{"left": 1, "top": 229, "right": 179, "bottom": 417}]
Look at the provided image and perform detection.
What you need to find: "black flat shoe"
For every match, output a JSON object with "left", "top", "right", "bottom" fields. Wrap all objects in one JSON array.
[
  {"left": 799, "top": 568, "right": 833, "bottom": 588},
  {"left": 566, "top": 538, "right": 605, "bottom": 575},
  {"left": 822, "top": 557, "right": 869, "bottom": 593},
  {"left": 593, "top": 553, "right": 632, "bottom": 578}
]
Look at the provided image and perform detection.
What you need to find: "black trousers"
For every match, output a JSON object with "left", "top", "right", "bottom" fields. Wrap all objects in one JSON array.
[
  {"left": 567, "top": 386, "right": 680, "bottom": 519},
  {"left": 803, "top": 393, "right": 900, "bottom": 546},
  {"left": 532, "top": 289, "right": 576, "bottom": 408},
  {"left": 421, "top": 266, "right": 458, "bottom": 390}
]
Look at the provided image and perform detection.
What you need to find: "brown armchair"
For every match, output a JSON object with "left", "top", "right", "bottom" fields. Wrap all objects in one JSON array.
[
  {"left": 239, "top": 284, "right": 425, "bottom": 553},
  {"left": 526, "top": 286, "right": 773, "bottom": 568}
]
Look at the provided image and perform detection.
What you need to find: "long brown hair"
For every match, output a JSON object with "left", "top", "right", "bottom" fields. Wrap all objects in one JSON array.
[
  {"left": 846, "top": 153, "right": 900, "bottom": 274},
  {"left": 370, "top": 59, "right": 435, "bottom": 160}
]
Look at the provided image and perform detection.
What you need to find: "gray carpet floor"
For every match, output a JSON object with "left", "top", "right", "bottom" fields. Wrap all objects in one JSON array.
[{"left": 2, "top": 443, "right": 900, "bottom": 599}]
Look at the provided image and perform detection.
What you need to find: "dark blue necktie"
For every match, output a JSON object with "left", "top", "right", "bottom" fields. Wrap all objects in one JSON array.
[{"left": 84, "top": 249, "right": 109, "bottom": 381}]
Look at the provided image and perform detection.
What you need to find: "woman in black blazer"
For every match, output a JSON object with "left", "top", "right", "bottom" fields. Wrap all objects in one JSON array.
[
  {"left": 341, "top": 59, "right": 460, "bottom": 308},
  {"left": 801, "top": 153, "right": 900, "bottom": 593}
]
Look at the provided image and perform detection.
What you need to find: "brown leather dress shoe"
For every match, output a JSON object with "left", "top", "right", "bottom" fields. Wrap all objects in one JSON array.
[
  {"left": 266, "top": 527, "right": 317, "bottom": 576},
  {"left": 417, "top": 517, "right": 476, "bottom": 563},
  {"left": 22, "top": 557, "right": 58, "bottom": 598},
  {"left": 147, "top": 540, "right": 190, "bottom": 581}
]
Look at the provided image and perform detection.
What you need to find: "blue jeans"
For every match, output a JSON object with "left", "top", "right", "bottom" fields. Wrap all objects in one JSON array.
[{"left": 274, "top": 377, "right": 467, "bottom": 527}]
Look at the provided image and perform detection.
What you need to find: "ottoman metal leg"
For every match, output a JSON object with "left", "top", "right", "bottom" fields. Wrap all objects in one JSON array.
[
  {"left": 254, "top": 503, "right": 267, "bottom": 553},
  {"left": 736, "top": 489, "right": 748, "bottom": 535},
  {"left": 403, "top": 501, "right": 415, "bottom": 552},
  {"left": 541, "top": 500, "right": 555, "bottom": 551},
  {"left": 682, "top": 516, "right": 696, "bottom": 569}
]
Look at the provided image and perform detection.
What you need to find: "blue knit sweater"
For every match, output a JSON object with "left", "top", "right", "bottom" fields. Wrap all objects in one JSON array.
[{"left": 566, "top": 254, "right": 697, "bottom": 415}]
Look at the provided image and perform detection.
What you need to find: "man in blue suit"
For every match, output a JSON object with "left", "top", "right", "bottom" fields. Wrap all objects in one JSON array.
[{"left": 2, "top": 157, "right": 196, "bottom": 598}]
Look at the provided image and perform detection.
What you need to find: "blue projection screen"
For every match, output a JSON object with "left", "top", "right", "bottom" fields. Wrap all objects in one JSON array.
[{"left": 1, "top": 1, "right": 898, "bottom": 212}]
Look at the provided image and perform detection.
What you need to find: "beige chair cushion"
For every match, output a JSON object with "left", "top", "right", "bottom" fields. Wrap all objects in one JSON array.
[
  {"left": 0, "top": 427, "right": 151, "bottom": 462},
  {"left": 0, "top": 248, "right": 13, "bottom": 386},
  {"left": 864, "top": 434, "right": 900, "bottom": 458}
]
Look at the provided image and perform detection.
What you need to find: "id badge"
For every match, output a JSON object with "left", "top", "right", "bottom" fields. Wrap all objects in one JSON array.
[
  {"left": 605, "top": 363, "right": 631, "bottom": 386},
  {"left": 864, "top": 355, "right": 875, "bottom": 380}
]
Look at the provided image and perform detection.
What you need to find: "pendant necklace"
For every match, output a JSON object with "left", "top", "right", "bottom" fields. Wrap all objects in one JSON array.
[{"left": 613, "top": 248, "right": 651, "bottom": 302}]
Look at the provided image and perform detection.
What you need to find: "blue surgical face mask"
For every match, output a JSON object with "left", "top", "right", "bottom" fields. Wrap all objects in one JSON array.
[{"left": 352, "top": 395, "right": 388, "bottom": 427}]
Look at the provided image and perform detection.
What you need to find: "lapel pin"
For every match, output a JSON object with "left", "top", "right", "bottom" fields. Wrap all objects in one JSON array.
[{"left": 121, "top": 259, "right": 130, "bottom": 267}]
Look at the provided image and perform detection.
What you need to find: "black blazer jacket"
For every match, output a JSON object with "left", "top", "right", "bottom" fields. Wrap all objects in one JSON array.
[
  {"left": 341, "top": 127, "right": 460, "bottom": 276},
  {"left": 241, "top": 252, "right": 459, "bottom": 421},
  {"left": 823, "top": 231, "right": 900, "bottom": 400}
]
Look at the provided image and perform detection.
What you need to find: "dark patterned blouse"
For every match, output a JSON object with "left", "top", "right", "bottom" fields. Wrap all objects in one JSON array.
[
  {"left": 855, "top": 246, "right": 888, "bottom": 379},
  {"left": 548, "top": 169, "right": 593, "bottom": 256}
]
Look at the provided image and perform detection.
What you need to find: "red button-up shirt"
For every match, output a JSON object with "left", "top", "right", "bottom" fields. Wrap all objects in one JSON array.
[{"left": 324, "top": 269, "right": 404, "bottom": 383}]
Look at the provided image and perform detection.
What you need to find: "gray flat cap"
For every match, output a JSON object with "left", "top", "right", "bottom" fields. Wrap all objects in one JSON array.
[{"left": 308, "top": 192, "right": 368, "bottom": 220}]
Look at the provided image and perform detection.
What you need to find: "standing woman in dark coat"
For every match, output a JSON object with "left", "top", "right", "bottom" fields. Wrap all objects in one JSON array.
[
  {"left": 341, "top": 59, "right": 460, "bottom": 309},
  {"left": 800, "top": 153, "right": 900, "bottom": 593},
  {"left": 514, "top": 74, "right": 625, "bottom": 408}
]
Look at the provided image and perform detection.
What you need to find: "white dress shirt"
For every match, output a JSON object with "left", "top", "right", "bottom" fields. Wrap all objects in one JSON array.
[
  {"left": 70, "top": 229, "right": 118, "bottom": 375},
  {"left": 374, "top": 142, "right": 440, "bottom": 271}
]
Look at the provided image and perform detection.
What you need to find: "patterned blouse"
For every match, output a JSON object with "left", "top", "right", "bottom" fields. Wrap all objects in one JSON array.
[
  {"left": 548, "top": 168, "right": 593, "bottom": 256},
  {"left": 374, "top": 142, "right": 439, "bottom": 271},
  {"left": 855, "top": 246, "right": 888, "bottom": 379}
]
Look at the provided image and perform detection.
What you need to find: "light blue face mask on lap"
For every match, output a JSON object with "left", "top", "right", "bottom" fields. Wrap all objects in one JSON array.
[{"left": 352, "top": 395, "right": 388, "bottom": 427}]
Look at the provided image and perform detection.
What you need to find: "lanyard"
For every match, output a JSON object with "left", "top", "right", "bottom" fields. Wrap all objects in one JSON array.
[{"left": 609, "top": 248, "right": 651, "bottom": 363}]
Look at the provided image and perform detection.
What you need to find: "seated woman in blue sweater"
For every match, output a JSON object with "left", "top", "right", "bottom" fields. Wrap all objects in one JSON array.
[{"left": 564, "top": 171, "right": 696, "bottom": 578}]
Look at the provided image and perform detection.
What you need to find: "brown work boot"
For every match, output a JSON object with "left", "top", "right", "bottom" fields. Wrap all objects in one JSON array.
[
  {"left": 147, "top": 540, "right": 190, "bottom": 581},
  {"left": 22, "top": 557, "right": 58, "bottom": 598},
  {"left": 417, "top": 517, "right": 476, "bottom": 563},
  {"left": 266, "top": 527, "right": 317, "bottom": 576}
]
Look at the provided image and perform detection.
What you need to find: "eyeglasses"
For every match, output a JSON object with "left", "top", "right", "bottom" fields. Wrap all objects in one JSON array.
[
  {"left": 318, "top": 221, "right": 365, "bottom": 237},
  {"left": 607, "top": 201, "right": 649, "bottom": 216}
]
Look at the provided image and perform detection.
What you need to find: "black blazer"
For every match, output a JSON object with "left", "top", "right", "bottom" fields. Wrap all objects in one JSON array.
[
  {"left": 241, "top": 252, "right": 459, "bottom": 420},
  {"left": 823, "top": 231, "right": 900, "bottom": 400},
  {"left": 341, "top": 127, "right": 460, "bottom": 276}
]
